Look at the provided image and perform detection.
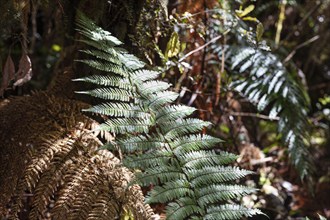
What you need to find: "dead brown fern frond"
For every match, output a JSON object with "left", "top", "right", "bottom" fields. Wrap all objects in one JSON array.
[{"left": 0, "top": 91, "right": 153, "bottom": 219}]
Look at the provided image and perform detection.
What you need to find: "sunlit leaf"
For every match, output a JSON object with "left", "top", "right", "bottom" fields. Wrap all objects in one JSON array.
[
  {"left": 235, "top": 5, "right": 255, "bottom": 18},
  {"left": 242, "top": 16, "right": 258, "bottom": 22},
  {"left": 165, "top": 32, "right": 181, "bottom": 59},
  {"left": 52, "top": 44, "right": 62, "bottom": 52}
]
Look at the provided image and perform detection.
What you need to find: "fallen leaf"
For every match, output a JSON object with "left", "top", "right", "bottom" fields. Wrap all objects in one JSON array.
[
  {"left": 13, "top": 53, "right": 32, "bottom": 87},
  {"left": 0, "top": 55, "right": 16, "bottom": 96}
]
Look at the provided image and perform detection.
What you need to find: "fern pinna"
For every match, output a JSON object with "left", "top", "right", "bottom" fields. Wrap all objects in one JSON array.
[{"left": 74, "top": 13, "right": 262, "bottom": 220}]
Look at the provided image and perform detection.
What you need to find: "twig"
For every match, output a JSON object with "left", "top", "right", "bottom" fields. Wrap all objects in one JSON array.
[
  {"left": 178, "top": 33, "right": 227, "bottom": 63},
  {"left": 229, "top": 111, "right": 279, "bottom": 121},
  {"left": 179, "top": 8, "right": 223, "bottom": 19},
  {"left": 215, "top": 32, "right": 226, "bottom": 106},
  {"left": 250, "top": 157, "right": 273, "bottom": 165},
  {"left": 282, "top": 1, "right": 322, "bottom": 43},
  {"left": 200, "top": 0, "right": 208, "bottom": 79},
  {"left": 23, "top": 193, "right": 34, "bottom": 197},
  {"left": 275, "top": 0, "right": 287, "bottom": 47},
  {"left": 174, "top": 71, "right": 187, "bottom": 92},
  {"left": 283, "top": 35, "right": 320, "bottom": 63},
  {"left": 309, "top": 82, "right": 330, "bottom": 90},
  {"left": 29, "top": 0, "right": 39, "bottom": 53}
]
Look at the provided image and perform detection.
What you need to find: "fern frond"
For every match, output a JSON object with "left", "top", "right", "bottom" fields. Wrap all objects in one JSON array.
[
  {"left": 73, "top": 75, "right": 130, "bottom": 89},
  {"left": 179, "top": 150, "right": 238, "bottom": 169},
  {"left": 197, "top": 185, "right": 257, "bottom": 205},
  {"left": 205, "top": 204, "right": 263, "bottom": 220},
  {"left": 76, "top": 13, "right": 261, "bottom": 220},
  {"left": 76, "top": 28, "right": 123, "bottom": 46},
  {"left": 228, "top": 45, "right": 314, "bottom": 180},
  {"left": 124, "top": 148, "right": 173, "bottom": 169},
  {"left": 166, "top": 198, "right": 203, "bottom": 220},
  {"left": 83, "top": 102, "right": 149, "bottom": 118},
  {"left": 4, "top": 92, "right": 153, "bottom": 219},
  {"left": 115, "top": 135, "right": 165, "bottom": 152},
  {"left": 171, "top": 134, "right": 223, "bottom": 154},
  {"left": 100, "top": 118, "right": 151, "bottom": 134},
  {"left": 146, "top": 179, "right": 192, "bottom": 203},
  {"left": 138, "top": 80, "right": 171, "bottom": 94},
  {"left": 85, "top": 189, "right": 119, "bottom": 219},
  {"left": 76, "top": 12, "right": 123, "bottom": 46},
  {"left": 190, "top": 166, "right": 254, "bottom": 187},
  {"left": 79, "top": 49, "right": 122, "bottom": 65},
  {"left": 161, "top": 118, "right": 211, "bottom": 139},
  {"left": 136, "top": 166, "right": 186, "bottom": 186},
  {"left": 231, "top": 47, "right": 255, "bottom": 69},
  {"left": 76, "top": 87, "right": 133, "bottom": 101},
  {"left": 156, "top": 105, "right": 196, "bottom": 123},
  {"left": 76, "top": 59, "right": 128, "bottom": 76},
  {"left": 117, "top": 51, "right": 145, "bottom": 70},
  {"left": 147, "top": 91, "right": 179, "bottom": 109},
  {"left": 131, "top": 69, "right": 161, "bottom": 81},
  {"left": 77, "top": 39, "right": 119, "bottom": 54}
]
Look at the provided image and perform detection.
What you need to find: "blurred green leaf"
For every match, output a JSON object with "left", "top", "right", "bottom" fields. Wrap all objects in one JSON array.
[
  {"left": 242, "top": 16, "right": 258, "bottom": 22},
  {"left": 51, "top": 44, "right": 61, "bottom": 52},
  {"left": 236, "top": 5, "right": 255, "bottom": 18},
  {"left": 256, "top": 22, "right": 264, "bottom": 42},
  {"left": 165, "top": 32, "right": 181, "bottom": 59},
  {"left": 319, "top": 95, "right": 330, "bottom": 105},
  {"left": 220, "top": 124, "right": 230, "bottom": 134}
]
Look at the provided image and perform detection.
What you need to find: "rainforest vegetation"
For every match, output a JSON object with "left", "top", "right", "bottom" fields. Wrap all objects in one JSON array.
[{"left": 0, "top": 0, "right": 329, "bottom": 219}]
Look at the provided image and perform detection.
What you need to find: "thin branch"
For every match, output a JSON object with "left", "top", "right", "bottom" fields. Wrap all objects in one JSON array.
[
  {"left": 200, "top": 0, "right": 208, "bottom": 78},
  {"left": 309, "top": 81, "right": 330, "bottom": 90},
  {"left": 179, "top": 8, "right": 224, "bottom": 19},
  {"left": 282, "top": 1, "right": 322, "bottom": 43},
  {"left": 174, "top": 71, "right": 187, "bottom": 92},
  {"left": 215, "top": 32, "right": 226, "bottom": 106},
  {"left": 229, "top": 111, "right": 279, "bottom": 121},
  {"left": 178, "top": 33, "right": 226, "bottom": 63},
  {"left": 250, "top": 157, "right": 273, "bottom": 165},
  {"left": 283, "top": 35, "right": 320, "bottom": 63},
  {"left": 29, "top": 0, "right": 39, "bottom": 53},
  {"left": 275, "top": 0, "right": 287, "bottom": 47}
]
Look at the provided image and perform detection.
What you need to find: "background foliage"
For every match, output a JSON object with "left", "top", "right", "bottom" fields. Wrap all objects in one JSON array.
[{"left": 0, "top": 0, "right": 330, "bottom": 219}]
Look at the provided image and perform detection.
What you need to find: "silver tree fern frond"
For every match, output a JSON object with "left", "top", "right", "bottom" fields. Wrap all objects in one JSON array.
[
  {"left": 227, "top": 46, "right": 314, "bottom": 182},
  {"left": 75, "top": 13, "right": 262, "bottom": 219}
]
